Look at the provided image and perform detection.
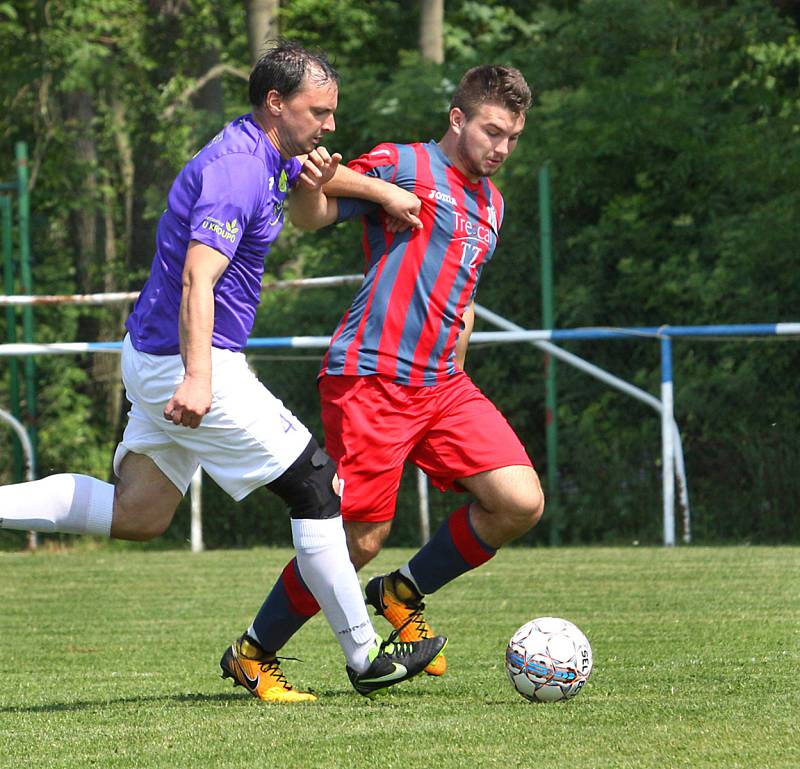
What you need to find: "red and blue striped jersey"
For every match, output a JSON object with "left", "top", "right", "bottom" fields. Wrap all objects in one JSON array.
[{"left": 321, "top": 140, "right": 505, "bottom": 386}]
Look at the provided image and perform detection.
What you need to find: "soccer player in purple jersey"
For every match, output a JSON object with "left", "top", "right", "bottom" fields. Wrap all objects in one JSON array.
[
  {"left": 0, "top": 41, "right": 445, "bottom": 701},
  {"left": 244, "top": 66, "right": 544, "bottom": 681}
]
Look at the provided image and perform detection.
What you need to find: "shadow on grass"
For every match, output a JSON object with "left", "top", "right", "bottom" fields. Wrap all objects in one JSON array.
[
  {"left": 0, "top": 682, "right": 493, "bottom": 714},
  {"left": 0, "top": 691, "right": 258, "bottom": 714}
]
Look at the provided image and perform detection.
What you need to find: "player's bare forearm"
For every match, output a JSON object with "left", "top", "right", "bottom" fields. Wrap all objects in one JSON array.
[
  {"left": 289, "top": 184, "right": 338, "bottom": 230},
  {"left": 455, "top": 302, "right": 475, "bottom": 370},
  {"left": 166, "top": 241, "right": 228, "bottom": 427}
]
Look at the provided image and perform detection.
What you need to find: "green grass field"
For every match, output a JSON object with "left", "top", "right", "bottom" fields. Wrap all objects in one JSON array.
[{"left": 1, "top": 545, "right": 798, "bottom": 769}]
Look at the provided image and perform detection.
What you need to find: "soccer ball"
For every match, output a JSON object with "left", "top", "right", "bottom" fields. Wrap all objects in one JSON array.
[{"left": 505, "top": 616, "right": 593, "bottom": 702}]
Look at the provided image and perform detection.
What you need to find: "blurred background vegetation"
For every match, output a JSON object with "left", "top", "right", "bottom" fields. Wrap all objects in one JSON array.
[{"left": 1, "top": 0, "right": 798, "bottom": 549}]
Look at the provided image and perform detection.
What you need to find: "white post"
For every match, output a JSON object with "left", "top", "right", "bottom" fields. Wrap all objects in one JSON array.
[
  {"left": 672, "top": 423, "right": 691, "bottom": 543},
  {"left": 416, "top": 467, "right": 430, "bottom": 545},
  {"left": 190, "top": 466, "right": 204, "bottom": 552},
  {"left": 660, "top": 337, "right": 676, "bottom": 546}
]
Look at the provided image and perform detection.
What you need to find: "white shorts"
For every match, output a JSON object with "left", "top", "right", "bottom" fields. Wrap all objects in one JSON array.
[{"left": 113, "top": 335, "right": 312, "bottom": 501}]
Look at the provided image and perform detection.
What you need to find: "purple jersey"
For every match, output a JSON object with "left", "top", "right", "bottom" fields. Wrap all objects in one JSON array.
[
  {"left": 126, "top": 114, "right": 301, "bottom": 354},
  {"left": 322, "top": 141, "right": 504, "bottom": 386}
]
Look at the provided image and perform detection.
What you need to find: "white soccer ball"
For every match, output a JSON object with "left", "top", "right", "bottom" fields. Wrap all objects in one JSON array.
[{"left": 505, "top": 616, "right": 593, "bottom": 702}]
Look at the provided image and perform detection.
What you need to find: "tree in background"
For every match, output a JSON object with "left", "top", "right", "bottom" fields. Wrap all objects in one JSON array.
[
  {"left": 1, "top": 0, "right": 798, "bottom": 548},
  {"left": 245, "top": 0, "right": 278, "bottom": 63},
  {"left": 420, "top": 0, "right": 445, "bottom": 63}
]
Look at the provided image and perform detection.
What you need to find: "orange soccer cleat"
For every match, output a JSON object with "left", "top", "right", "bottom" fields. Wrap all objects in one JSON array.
[
  {"left": 219, "top": 635, "right": 317, "bottom": 703},
  {"left": 365, "top": 572, "right": 447, "bottom": 676}
]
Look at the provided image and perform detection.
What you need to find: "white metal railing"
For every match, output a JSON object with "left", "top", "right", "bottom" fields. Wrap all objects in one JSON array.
[
  {"left": 0, "top": 406, "right": 37, "bottom": 549},
  {"left": 3, "top": 277, "right": 797, "bottom": 548}
]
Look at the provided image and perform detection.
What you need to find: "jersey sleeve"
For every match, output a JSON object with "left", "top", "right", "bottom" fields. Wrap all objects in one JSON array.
[
  {"left": 347, "top": 142, "right": 400, "bottom": 181},
  {"left": 285, "top": 156, "right": 303, "bottom": 188},
  {"left": 189, "top": 153, "right": 266, "bottom": 259},
  {"left": 335, "top": 197, "right": 380, "bottom": 222},
  {"left": 334, "top": 143, "right": 400, "bottom": 223}
]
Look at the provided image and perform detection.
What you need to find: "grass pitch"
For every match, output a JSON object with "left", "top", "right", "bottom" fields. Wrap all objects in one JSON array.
[{"left": 0, "top": 545, "right": 798, "bottom": 769}]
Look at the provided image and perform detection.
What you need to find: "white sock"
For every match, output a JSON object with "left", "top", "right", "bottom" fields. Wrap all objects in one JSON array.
[
  {"left": 291, "top": 516, "right": 377, "bottom": 673},
  {"left": 0, "top": 474, "right": 114, "bottom": 536}
]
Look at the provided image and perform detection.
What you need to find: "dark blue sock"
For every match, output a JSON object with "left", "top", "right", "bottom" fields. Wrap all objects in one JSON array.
[
  {"left": 408, "top": 504, "right": 496, "bottom": 595},
  {"left": 249, "top": 558, "right": 319, "bottom": 652}
]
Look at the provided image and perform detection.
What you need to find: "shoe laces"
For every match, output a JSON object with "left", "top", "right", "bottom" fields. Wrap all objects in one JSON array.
[
  {"left": 378, "top": 628, "right": 418, "bottom": 658},
  {"left": 399, "top": 602, "right": 431, "bottom": 639},
  {"left": 257, "top": 655, "right": 301, "bottom": 690}
]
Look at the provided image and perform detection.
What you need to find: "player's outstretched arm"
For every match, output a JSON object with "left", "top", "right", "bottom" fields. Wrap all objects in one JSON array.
[
  {"left": 323, "top": 165, "right": 423, "bottom": 230},
  {"left": 289, "top": 147, "right": 342, "bottom": 231}
]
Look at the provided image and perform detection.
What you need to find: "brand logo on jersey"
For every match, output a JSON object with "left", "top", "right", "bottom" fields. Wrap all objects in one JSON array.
[
  {"left": 487, "top": 205, "right": 498, "bottom": 233},
  {"left": 454, "top": 211, "right": 492, "bottom": 244},
  {"left": 269, "top": 200, "right": 286, "bottom": 226},
  {"left": 428, "top": 188, "right": 456, "bottom": 206},
  {"left": 201, "top": 216, "right": 239, "bottom": 243}
]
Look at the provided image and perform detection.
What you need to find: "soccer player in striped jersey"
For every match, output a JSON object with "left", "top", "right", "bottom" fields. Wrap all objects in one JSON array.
[{"left": 246, "top": 65, "right": 544, "bottom": 683}]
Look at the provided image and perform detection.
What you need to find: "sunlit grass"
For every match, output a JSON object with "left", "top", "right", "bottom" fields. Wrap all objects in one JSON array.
[{"left": 1, "top": 546, "right": 798, "bottom": 769}]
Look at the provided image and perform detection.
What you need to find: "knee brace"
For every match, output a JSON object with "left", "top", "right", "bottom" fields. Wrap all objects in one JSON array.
[{"left": 267, "top": 438, "right": 341, "bottom": 520}]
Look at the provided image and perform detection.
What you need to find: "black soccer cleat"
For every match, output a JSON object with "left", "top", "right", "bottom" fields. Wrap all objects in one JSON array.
[{"left": 346, "top": 630, "right": 447, "bottom": 698}]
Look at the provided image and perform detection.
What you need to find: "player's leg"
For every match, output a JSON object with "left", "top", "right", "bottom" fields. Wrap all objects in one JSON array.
[
  {"left": 105, "top": 335, "right": 204, "bottom": 539},
  {"left": 0, "top": 449, "right": 185, "bottom": 541},
  {"left": 0, "top": 344, "right": 188, "bottom": 543},
  {"left": 0, "top": 472, "right": 116, "bottom": 537},
  {"left": 236, "top": 372, "right": 417, "bottom": 693},
  {"left": 235, "top": 524, "right": 395, "bottom": 698},
  {"left": 311, "top": 377, "right": 452, "bottom": 675},
  {"left": 110, "top": 452, "right": 184, "bottom": 540},
  {"left": 399, "top": 464, "right": 543, "bottom": 597},
  {"left": 240, "top": 374, "right": 403, "bottom": 662},
  {"left": 243, "top": 519, "right": 392, "bottom": 663},
  {"left": 368, "top": 375, "right": 543, "bottom": 674},
  {"left": 345, "top": 519, "right": 394, "bottom": 569},
  {"left": 201, "top": 364, "right": 442, "bottom": 699},
  {"left": 458, "top": 464, "right": 544, "bottom": 548}
]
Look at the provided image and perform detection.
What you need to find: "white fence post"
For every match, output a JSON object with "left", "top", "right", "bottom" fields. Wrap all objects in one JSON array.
[
  {"left": 0, "top": 406, "right": 37, "bottom": 549},
  {"left": 660, "top": 336, "right": 676, "bottom": 546},
  {"left": 190, "top": 466, "right": 204, "bottom": 553},
  {"left": 416, "top": 467, "right": 430, "bottom": 545}
]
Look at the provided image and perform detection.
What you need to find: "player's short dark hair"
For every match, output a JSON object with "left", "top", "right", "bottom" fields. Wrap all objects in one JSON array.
[
  {"left": 249, "top": 39, "right": 339, "bottom": 107},
  {"left": 450, "top": 65, "right": 532, "bottom": 119}
]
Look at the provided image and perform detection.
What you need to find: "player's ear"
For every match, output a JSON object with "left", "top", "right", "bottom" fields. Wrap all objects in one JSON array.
[
  {"left": 450, "top": 107, "right": 466, "bottom": 135},
  {"left": 265, "top": 89, "right": 283, "bottom": 117}
]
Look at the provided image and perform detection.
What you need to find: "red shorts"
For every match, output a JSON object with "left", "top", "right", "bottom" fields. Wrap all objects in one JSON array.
[{"left": 319, "top": 373, "right": 533, "bottom": 523}]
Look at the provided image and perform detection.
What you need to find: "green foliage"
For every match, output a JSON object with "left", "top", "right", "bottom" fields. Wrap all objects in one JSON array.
[{"left": 1, "top": 0, "right": 798, "bottom": 547}]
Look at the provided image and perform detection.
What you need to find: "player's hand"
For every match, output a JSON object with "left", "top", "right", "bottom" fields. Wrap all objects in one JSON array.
[
  {"left": 385, "top": 214, "right": 417, "bottom": 233},
  {"left": 298, "top": 147, "right": 342, "bottom": 191},
  {"left": 163, "top": 376, "right": 211, "bottom": 429},
  {"left": 380, "top": 185, "right": 423, "bottom": 230}
]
